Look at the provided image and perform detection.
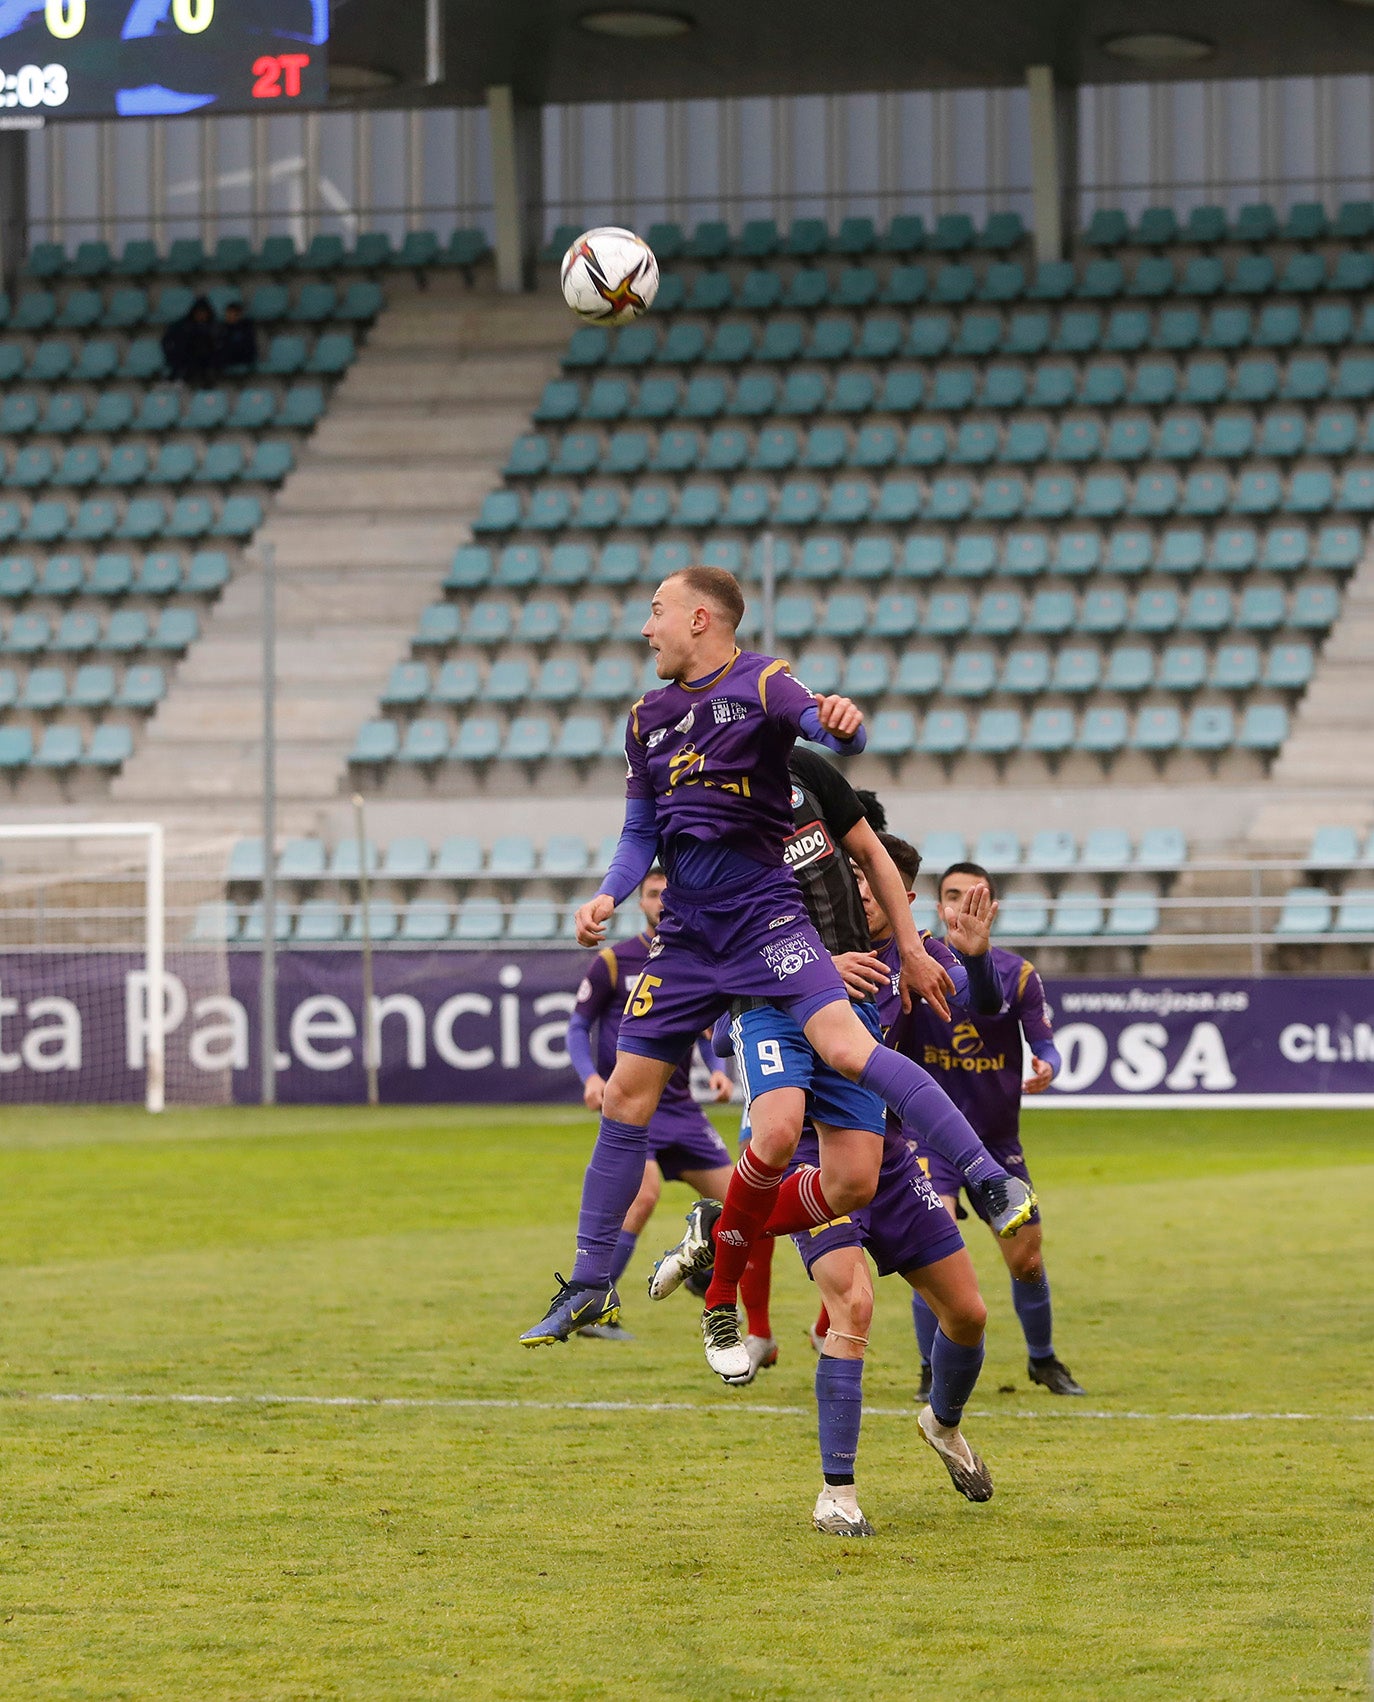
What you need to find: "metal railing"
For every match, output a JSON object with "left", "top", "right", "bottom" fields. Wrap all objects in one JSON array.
[{"left": 2, "top": 856, "right": 1370, "bottom": 967}]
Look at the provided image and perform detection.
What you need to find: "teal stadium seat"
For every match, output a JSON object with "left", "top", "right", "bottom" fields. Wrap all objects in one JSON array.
[
  {"left": 1078, "top": 708, "right": 1127, "bottom": 754},
  {"left": 1132, "top": 706, "right": 1183, "bottom": 752}
]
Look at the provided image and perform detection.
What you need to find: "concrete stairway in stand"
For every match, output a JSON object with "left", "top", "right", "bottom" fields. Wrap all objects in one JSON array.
[
  {"left": 109, "top": 273, "right": 570, "bottom": 852},
  {"left": 1247, "top": 535, "right": 1374, "bottom": 849}
]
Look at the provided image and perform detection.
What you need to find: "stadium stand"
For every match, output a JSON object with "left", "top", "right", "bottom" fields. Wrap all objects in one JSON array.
[
  {"left": 350, "top": 207, "right": 1370, "bottom": 816},
  {"left": 0, "top": 228, "right": 490, "bottom": 801},
  {"left": 13, "top": 207, "right": 1374, "bottom": 967}
]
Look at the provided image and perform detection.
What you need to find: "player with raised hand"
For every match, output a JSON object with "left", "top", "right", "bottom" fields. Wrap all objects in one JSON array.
[
  {"left": 897, "top": 861, "right": 1085, "bottom": 1399},
  {"left": 520, "top": 566, "right": 1034, "bottom": 1370},
  {"left": 565, "top": 867, "right": 735, "bottom": 1336}
]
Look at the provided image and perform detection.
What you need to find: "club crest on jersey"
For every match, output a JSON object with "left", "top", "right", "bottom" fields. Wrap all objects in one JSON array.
[
  {"left": 761, "top": 931, "right": 819, "bottom": 980},
  {"left": 647, "top": 935, "right": 665, "bottom": 959},
  {"left": 790, "top": 785, "right": 805, "bottom": 808},
  {"left": 674, "top": 708, "right": 695, "bottom": 734},
  {"left": 646, "top": 727, "right": 668, "bottom": 748},
  {"left": 712, "top": 698, "right": 749, "bottom": 724}
]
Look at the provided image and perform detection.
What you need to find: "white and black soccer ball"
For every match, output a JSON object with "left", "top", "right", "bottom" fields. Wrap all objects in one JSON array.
[{"left": 560, "top": 226, "right": 660, "bottom": 324}]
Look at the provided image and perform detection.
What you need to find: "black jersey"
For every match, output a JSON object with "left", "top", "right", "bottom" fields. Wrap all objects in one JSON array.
[{"left": 781, "top": 747, "right": 871, "bottom": 957}]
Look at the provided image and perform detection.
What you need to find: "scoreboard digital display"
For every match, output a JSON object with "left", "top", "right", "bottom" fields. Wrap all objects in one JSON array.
[{"left": 0, "top": 0, "right": 329, "bottom": 118}]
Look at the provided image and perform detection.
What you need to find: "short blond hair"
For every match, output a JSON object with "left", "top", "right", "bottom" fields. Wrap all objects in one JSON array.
[{"left": 666, "top": 565, "right": 745, "bottom": 630}]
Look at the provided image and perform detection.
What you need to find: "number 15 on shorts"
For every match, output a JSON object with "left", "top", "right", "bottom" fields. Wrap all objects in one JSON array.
[{"left": 624, "top": 973, "right": 662, "bottom": 1018}]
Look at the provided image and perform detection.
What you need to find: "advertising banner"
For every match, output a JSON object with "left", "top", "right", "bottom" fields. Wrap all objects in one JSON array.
[{"left": 0, "top": 953, "right": 1372, "bottom": 1106}]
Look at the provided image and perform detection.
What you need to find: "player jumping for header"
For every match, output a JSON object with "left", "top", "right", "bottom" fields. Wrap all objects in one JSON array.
[{"left": 520, "top": 566, "right": 1034, "bottom": 1378}]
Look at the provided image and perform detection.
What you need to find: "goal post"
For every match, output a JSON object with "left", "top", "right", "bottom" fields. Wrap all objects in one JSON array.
[{"left": 0, "top": 821, "right": 167, "bottom": 1111}]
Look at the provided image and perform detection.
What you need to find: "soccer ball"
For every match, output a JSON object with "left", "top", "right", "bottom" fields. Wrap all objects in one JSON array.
[{"left": 560, "top": 226, "right": 660, "bottom": 324}]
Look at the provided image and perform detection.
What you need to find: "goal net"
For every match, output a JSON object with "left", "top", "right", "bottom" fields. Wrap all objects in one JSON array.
[{"left": 0, "top": 823, "right": 233, "bottom": 1110}]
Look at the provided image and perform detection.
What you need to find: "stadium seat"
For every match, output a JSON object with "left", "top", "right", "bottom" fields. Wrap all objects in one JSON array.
[
  {"left": 1050, "top": 889, "right": 1105, "bottom": 937},
  {"left": 918, "top": 710, "right": 968, "bottom": 756},
  {"left": 1001, "top": 649, "right": 1051, "bottom": 694},
  {"left": 1082, "top": 828, "right": 1133, "bottom": 871},
  {"left": 32, "top": 724, "right": 83, "bottom": 769},
  {"left": 1333, "top": 889, "right": 1374, "bottom": 934},
  {"left": 1078, "top": 708, "right": 1127, "bottom": 754},
  {"left": 1237, "top": 704, "right": 1288, "bottom": 751},
  {"left": 1104, "top": 645, "right": 1153, "bottom": 692},
  {"left": 455, "top": 897, "right": 504, "bottom": 942},
  {"left": 1026, "top": 708, "right": 1076, "bottom": 754},
  {"left": 1026, "top": 830, "right": 1076, "bottom": 871},
  {"left": 453, "top": 717, "right": 501, "bottom": 763},
  {"left": 1265, "top": 642, "right": 1314, "bottom": 689},
  {"left": 1132, "top": 706, "right": 1183, "bottom": 753},
  {"left": 397, "top": 900, "right": 451, "bottom": 943},
  {"left": 1275, "top": 887, "right": 1332, "bottom": 935}
]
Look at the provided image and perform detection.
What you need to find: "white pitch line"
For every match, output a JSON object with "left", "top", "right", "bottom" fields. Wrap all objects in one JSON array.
[{"left": 2, "top": 1390, "right": 1372, "bottom": 1423}]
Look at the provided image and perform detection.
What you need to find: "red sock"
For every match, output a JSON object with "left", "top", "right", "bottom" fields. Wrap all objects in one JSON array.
[
  {"left": 703, "top": 1144, "right": 785, "bottom": 1309},
  {"left": 760, "top": 1167, "right": 837, "bottom": 1238},
  {"left": 739, "top": 1238, "right": 774, "bottom": 1339},
  {"left": 815, "top": 1304, "right": 831, "bottom": 1339}
]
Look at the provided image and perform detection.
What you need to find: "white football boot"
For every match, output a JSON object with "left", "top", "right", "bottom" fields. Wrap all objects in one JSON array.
[
  {"left": 812, "top": 1486, "right": 874, "bottom": 1537},
  {"left": 917, "top": 1403, "right": 994, "bottom": 1502}
]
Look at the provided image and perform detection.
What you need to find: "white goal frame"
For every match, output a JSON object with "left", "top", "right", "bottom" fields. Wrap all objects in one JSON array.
[{"left": 0, "top": 821, "right": 165, "bottom": 1113}]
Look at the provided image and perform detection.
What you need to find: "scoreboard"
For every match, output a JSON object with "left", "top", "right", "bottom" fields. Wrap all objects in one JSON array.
[{"left": 0, "top": 0, "right": 329, "bottom": 118}]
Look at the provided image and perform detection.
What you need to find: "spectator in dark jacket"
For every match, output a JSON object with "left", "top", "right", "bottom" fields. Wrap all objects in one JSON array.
[
  {"left": 215, "top": 299, "right": 258, "bottom": 373},
  {"left": 162, "top": 295, "right": 218, "bottom": 385}
]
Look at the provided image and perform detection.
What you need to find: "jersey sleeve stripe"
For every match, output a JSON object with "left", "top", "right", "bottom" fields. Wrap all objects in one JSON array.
[
  {"left": 756, "top": 657, "right": 790, "bottom": 711},
  {"left": 598, "top": 945, "right": 619, "bottom": 989},
  {"left": 1017, "top": 958, "right": 1035, "bottom": 997}
]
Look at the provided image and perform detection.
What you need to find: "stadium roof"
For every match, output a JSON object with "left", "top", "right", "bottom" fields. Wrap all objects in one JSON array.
[{"left": 330, "top": 0, "right": 1374, "bottom": 107}]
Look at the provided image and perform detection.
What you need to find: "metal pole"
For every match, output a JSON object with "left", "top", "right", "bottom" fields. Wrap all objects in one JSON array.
[
  {"left": 353, "top": 792, "right": 379, "bottom": 1107},
  {"left": 425, "top": 0, "right": 445, "bottom": 85},
  {"left": 145, "top": 822, "right": 165, "bottom": 1114},
  {"left": 760, "top": 530, "right": 777, "bottom": 655},
  {"left": 1250, "top": 865, "right": 1264, "bottom": 977},
  {"left": 260, "top": 542, "right": 277, "bottom": 1106}
]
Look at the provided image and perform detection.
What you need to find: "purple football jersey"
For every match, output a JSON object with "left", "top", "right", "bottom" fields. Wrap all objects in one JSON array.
[
  {"left": 625, "top": 650, "right": 821, "bottom": 872},
  {"left": 895, "top": 945, "right": 1054, "bottom": 1150},
  {"left": 571, "top": 930, "right": 704, "bottom": 1125},
  {"left": 873, "top": 929, "right": 967, "bottom": 1031}
]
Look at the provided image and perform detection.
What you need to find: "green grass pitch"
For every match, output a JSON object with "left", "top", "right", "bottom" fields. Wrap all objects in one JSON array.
[{"left": 1, "top": 1102, "right": 1372, "bottom": 1701}]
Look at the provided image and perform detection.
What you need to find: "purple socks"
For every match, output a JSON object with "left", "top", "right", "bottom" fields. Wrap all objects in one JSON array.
[
  {"left": 911, "top": 1290, "right": 939, "bottom": 1368},
  {"left": 857, "top": 1048, "right": 1007, "bottom": 1186},
  {"left": 1012, "top": 1271, "right": 1055, "bottom": 1361},
  {"left": 931, "top": 1326, "right": 984, "bottom": 1429},
  {"left": 570, "top": 1117, "right": 649, "bottom": 1286},
  {"left": 609, "top": 1230, "right": 639, "bottom": 1284},
  {"left": 816, "top": 1354, "right": 864, "bottom": 1484}
]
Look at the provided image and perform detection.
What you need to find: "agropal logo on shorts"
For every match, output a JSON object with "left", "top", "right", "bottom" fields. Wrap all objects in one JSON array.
[{"left": 761, "top": 931, "right": 820, "bottom": 981}]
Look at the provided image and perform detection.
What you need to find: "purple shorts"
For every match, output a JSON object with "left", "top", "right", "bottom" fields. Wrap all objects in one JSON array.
[
  {"left": 616, "top": 867, "right": 848, "bottom": 1067},
  {"left": 921, "top": 1141, "right": 1039, "bottom": 1227},
  {"left": 791, "top": 1130, "right": 965, "bottom": 1279},
  {"left": 648, "top": 1102, "right": 733, "bottom": 1181}
]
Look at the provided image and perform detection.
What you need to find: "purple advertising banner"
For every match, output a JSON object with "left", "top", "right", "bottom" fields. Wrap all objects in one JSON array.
[
  {"left": 0, "top": 953, "right": 1372, "bottom": 1104},
  {"left": 1040, "top": 978, "right": 1374, "bottom": 1103}
]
